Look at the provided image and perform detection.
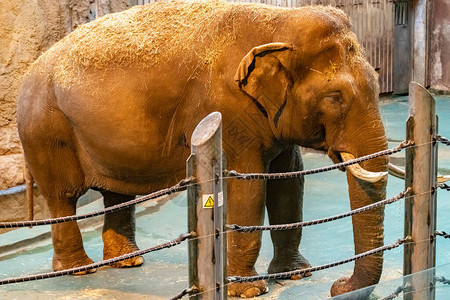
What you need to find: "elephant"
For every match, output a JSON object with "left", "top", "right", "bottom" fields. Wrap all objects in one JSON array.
[{"left": 17, "top": 0, "right": 388, "bottom": 298}]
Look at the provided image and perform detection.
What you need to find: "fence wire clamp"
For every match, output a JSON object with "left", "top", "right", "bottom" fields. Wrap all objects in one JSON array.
[
  {"left": 437, "top": 135, "right": 450, "bottom": 146},
  {"left": 399, "top": 140, "right": 414, "bottom": 149},
  {"left": 169, "top": 285, "right": 199, "bottom": 300},
  {"left": 223, "top": 170, "right": 239, "bottom": 177},
  {"left": 226, "top": 224, "right": 239, "bottom": 231},
  {"left": 178, "top": 232, "right": 195, "bottom": 242},
  {"left": 401, "top": 187, "right": 411, "bottom": 197},
  {"left": 438, "top": 183, "right": 450, "bottom": 191},
  {"left": 431, "top": 185, "right": 437, "bottom": 195},
  {"left": 226, "top": 276, "right": 237, "bottom": 284},
  {"left": 179, "top": 176, "right": 196, "bottom": 187},
  {"left": 404, "top": 235, "right": 413, "bottom": 243}
]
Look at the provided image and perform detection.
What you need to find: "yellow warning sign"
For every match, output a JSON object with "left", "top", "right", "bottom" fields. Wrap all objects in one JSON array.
[{"left": 203, "top": 194, "right": 214, "bottom": 208}]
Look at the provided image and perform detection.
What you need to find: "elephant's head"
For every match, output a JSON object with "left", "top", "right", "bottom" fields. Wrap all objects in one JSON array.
[{"left": 235, "top": 14, "right": 388, "bottom": 297}]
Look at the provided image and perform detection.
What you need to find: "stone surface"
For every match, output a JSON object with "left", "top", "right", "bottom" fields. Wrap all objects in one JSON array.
[
  {"left": 0, "top": 0, "right": 132, "bottom": 191},
  {"left": 0, "top": 187, "right": 101, "bottom": 234},
  {"left": 0, "top": 0, "right": 69, "bottom": 190},
  {"left": 0, "top": 0, "right": 134, "bottom": 234},
  {"left": 0, "top": 127, "right": 22, "bottom": 156},
  {"left": 0, "top": 154, "right": 25, "bottom": 190},
  {"left": 0, "top": 187, "right": 48, "bottom": 234}
]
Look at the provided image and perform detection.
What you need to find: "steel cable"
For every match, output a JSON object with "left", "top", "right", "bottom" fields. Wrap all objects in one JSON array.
[
  {"left": 379, "top": 283, "right": 411, "bottom": 300},
  {"left": 0, "top": 178, "right": 193, "bottom": 228},
  {"left": 435, "top": 276, "right": 450, "bottom": 285},
  {"left": 0, "top": 232, "right": 192, "bottom": 285},
  {"left": 227, "top": 189, "right": 408, "bottom": 232},
  {"left": 227, "top": 238, "right": 407, "bottom": 283},
  {"left": 380, "top": 276, "right": 450, "bottom": 300},
  {"left": 435, "top": 230, "right": 450, "bottom": 239},
  {"left": 225, "top": 141, "right": 411, "bottom": 180}
]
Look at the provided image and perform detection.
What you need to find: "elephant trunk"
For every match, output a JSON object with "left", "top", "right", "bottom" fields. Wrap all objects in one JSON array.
[{"left": 331, "top": 125, "right": 388, "bottom": 298}]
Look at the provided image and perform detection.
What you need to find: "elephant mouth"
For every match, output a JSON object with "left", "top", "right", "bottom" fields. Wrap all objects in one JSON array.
[{"left": 340, "top": 152, "right": 388, "bottom": 183}]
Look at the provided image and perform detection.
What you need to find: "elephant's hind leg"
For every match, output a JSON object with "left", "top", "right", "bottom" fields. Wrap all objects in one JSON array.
[
  {"left": 33, "top": 155, "right": 94, "bottom": 274},
  {"left": 101, "top": 191, "right": 144, "bottom": 268},
  {"left": 266, "top": 146, "right": 311, "bottom": 277},
  {"left": 49, "top": 195, "right": 95, "bottom": 275},
  {"left": 19, "top": 107, "right": 94, "bottom": 274}
]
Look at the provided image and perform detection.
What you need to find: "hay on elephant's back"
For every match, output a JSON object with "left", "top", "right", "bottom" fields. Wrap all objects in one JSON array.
[
  {"left": 44, "top": 0, "right": 284, "bottom": 88},
  {"left": 32, "top": 0, "right": 364, "bottom": 88}
]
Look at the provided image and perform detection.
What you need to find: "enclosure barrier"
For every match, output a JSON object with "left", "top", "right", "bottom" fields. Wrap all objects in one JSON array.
[
  {"left": 0, "top": 178, "right": 193, "bottom": 228},
  {"left": 1, "top": 83, "right": 450, "bottom": 299},
  {"left": 403, "top": 82, "right": 437, "bottom": 299},
  {"left": 0, "top": 233, "right": 192, "bottom": 285},
  {"left": 187, "top": 112, "right": 226, "bottom": 299}
]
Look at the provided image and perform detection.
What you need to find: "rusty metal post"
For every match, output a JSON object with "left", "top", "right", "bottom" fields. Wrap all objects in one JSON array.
[
  {"left": 404, "top": 82, "right": 437, "bottom": 300},
  {"left": 187, "top": 112, "right": 226, "bottom": 299}
]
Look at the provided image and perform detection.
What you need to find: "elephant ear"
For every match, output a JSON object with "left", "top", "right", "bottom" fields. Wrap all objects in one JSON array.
[{"left": 234, "top": 43, "right": 294, "bottom": 126}]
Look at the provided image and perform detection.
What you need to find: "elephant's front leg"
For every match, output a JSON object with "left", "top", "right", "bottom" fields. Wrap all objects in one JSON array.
[
  {"left": 266, "top": 146, "right": 311, "bottom": 276},
  {"left": 101, "top": 191, "right": 144, "bottom": 268},
  {"left": 227, "top": 179, "right": 268, "bottom": 298}
]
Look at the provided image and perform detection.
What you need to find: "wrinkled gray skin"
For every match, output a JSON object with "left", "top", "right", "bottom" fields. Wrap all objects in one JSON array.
[{"left": 17, "top": 1, "right": 387, "bottom": 298}]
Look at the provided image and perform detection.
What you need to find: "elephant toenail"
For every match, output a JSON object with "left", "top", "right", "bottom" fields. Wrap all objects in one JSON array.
[
  {"left": 135, "top": 256, "right": 144, "bottom": 265},
  {"left": 241, "top": 287, "right": 262, "bottom": 298}
]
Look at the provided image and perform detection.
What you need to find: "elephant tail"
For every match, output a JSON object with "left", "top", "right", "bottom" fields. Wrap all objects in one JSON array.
[{"left": 24, "top": 163, "right": 34, "bottom": 223}]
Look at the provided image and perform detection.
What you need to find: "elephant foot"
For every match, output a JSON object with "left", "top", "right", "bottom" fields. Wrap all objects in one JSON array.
[
  {"left": 330, "top": 277, "right": 373, "bottom": 299},
  {"left": 227, "top": 280, "right": 268, "bottom": 298},
  {"left": 103, "top": 229, "right": 144, "bottom": 268},
  {"left": 108, "top": 255, "right": 144, "bottom": 268},
  {"left": 268, "top": 252, "right": 312, "bottom": 279},
  {"left": 104, "top": 245, "right": 144, "bottom": 268},
  {"left": 53, "top": 254, "right": 96, "bottom": 275},
  {"left": 331, "top": 277, "right": 352, "bottom": 296}
]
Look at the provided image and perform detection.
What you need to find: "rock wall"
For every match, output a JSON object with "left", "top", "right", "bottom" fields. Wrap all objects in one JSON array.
[
  {"left": 0, "top": 0, "right": 131, "bottom": 227},
  {"left": 0, "top": 187, "right": 48, "bottom": 234},
  {"left": 1, "top": 0, "right": 64, "bottom": 189},
  {"left": 0, "top": 0, "right": 130, "bottom": 191}
]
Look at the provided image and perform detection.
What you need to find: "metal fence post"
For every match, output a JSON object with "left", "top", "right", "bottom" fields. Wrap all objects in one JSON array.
[
  {"left": 404, "top": 81, "right": 437, "bottom": 300},
  {"left": 187, "top": 112, "right": 226, "bottom": 299}
]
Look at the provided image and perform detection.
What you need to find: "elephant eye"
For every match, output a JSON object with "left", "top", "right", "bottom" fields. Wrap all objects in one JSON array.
[{"left": 324, "top": 92, "right": 342, "bottom": 104}]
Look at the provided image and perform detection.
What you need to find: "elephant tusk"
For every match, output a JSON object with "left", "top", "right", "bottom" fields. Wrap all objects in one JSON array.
[
  {"left": 340, "top": 152, "right": 388, "bottom": 183},
  {"left": 388, "top": 162, "right": 450, "bottom": 183},
  {"left": 438, "top": 175, "right": 450, "bottom": 183},
  {"left": 388, "top": 163, "right": 405, "bottom": 179}
]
